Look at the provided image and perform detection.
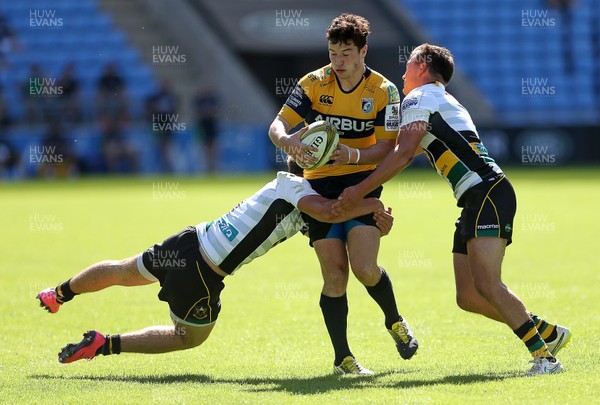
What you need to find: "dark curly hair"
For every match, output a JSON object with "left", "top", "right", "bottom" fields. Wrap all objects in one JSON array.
[{"left": 326, "top": 13, "right": 370, "bottom": 49}]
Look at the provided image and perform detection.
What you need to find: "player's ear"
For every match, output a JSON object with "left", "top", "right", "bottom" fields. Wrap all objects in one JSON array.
[{"left": 361, "top": 45, "right": 368, "bottom": 58}]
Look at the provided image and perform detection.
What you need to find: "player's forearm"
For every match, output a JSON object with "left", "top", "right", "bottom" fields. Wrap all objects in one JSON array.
[
  {"left": 346, "top": 139, "right": 395, "bottom": 165},
  {"left": 355, "top": 145, "right": 414, "bottom": 198},
  {"left": 298, "top": 195, "right": 382, "bottom": 223},
  {"left": 268, "top": 117, "right": 290, "bottom": 148},
  {"left": 331, "top": 197, "right": 384, "bottom": 222}
]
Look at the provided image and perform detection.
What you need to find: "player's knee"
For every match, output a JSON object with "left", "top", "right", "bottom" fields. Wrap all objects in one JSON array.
[
  {"left": 351, "top": 263, "right": 381, "bottom": 286},
  {"left": 119, "top": 256, "right": 153, "bottom": 286},
  {"left": 322, "top": 281, "right": 347, "bottom": 296},
  {"left": 322, "top": 274, "right": 348, "bottom": 296},
  {"left": 178, "top": 325, "right": 211, "bottom": 349},
  {"left": 321, "top": 263, "right": 348, "bottom": 287},
  {"left": 456, "top": 292, "right": 476, "bottom": 313},
  {"left": 179, "top": 336, "right": 201, "bottom": 350},
  {"left": 472, "top": 276, "right": 501, "bottom": 301}
]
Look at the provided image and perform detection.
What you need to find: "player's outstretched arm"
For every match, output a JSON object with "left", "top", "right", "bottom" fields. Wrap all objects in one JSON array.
[
  {"left": 297, "top": 195, "right": 384, "bottom": 224},
  {"left": 330, "top": 138, "right": 395, "bottom": 166},
  {"left": 333, "top": 121, "right": 428, "bottom": 211}
]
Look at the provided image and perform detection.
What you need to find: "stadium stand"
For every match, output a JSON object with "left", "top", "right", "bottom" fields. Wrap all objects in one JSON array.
[
  {"left": 399, "top": 0, "right": 599, "bottom": 125},
  {"left": 0, "top": 0, "right": 161, "bottom": 177},
  {"left": 1, "top": 0, "right": 598, "bottom": 179},
  {"left": 0, "top": 0, "right": 273, "bottom": 178},
  {"left": 1, "top": 2, "right": 156, "bottom": 122}
]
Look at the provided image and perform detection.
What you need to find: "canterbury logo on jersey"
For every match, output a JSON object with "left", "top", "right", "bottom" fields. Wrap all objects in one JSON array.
[
  {"left": 314, "top": 114, "right": 375, "bottom": 135},
  {"left": 319, "top": 95, "right": 333, "bottom": 105}
]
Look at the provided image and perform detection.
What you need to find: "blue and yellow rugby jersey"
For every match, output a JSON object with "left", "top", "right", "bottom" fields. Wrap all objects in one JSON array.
[
  {"left": 279, "top": 64, "right": 400, "bottom": 180},
  {"left": 401, "top": 82, "right": 503, "bottom": 201}
]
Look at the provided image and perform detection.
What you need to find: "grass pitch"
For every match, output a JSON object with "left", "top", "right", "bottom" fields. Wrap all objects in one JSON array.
[{"left": 1, "top": 167, "right": 599, "bottom": 404}]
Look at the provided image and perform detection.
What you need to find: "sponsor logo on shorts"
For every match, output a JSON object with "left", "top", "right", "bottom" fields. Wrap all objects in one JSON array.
[{"left": 477, "top": 224, "right": 499, "bottom": 230}]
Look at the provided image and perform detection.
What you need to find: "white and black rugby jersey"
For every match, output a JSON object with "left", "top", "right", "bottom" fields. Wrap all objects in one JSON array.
[
  {"left": 401, "top": 82, "right": 503, "bottom": 201},
  {"left": 196, "top": 172, "right": 319, "bottom": 275}
]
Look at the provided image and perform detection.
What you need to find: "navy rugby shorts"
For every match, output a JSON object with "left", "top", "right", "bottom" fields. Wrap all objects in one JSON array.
[{"left": 303, "top": 170, "right": 383, "bottom": 245}]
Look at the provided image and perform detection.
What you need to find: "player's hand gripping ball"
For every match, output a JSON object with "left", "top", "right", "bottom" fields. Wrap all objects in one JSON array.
[{"left": 297, "top": 120, "right": 339, "bottom": 170}]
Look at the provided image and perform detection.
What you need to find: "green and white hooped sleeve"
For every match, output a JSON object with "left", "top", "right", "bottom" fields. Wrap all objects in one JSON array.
[{"left": 275, "top": 171, "right": 319, "bottom": 208}]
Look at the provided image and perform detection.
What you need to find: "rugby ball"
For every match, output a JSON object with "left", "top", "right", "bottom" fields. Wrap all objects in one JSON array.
[{"left": 297, "top": 120, "right": 339, "bottom": 170}]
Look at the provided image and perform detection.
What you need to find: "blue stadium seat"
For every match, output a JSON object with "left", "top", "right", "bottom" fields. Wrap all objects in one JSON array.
[
  {"left": 0, "top": 0, "right": 162, "bottom": 174},
  {"left": 399, "top": 0, "right": 598, "bottom": 124}
]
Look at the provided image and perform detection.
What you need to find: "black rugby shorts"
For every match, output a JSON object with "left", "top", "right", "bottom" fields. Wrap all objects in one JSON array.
[
  {"left": 138, "top": 226, "right": 225, "bottom": 325},
  {"left": 452, "top": 176, "right": 517, "bottom": 254}
]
